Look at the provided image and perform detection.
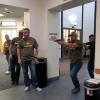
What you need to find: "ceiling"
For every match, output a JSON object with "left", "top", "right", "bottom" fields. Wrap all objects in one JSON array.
[
  {"left": 50, "top": 0, "right": 95, "bottom": 11},
  {"left": 0, "top": 4, "right": 28, "bottom": 18}
]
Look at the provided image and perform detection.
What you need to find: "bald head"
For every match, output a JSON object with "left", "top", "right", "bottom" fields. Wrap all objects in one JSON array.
[{"left": 18, "top": 30, "right": 23, "bottom": 39}]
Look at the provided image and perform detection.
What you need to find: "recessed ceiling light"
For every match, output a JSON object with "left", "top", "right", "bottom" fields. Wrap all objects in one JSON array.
[
  {"left": 0, "top": 14, "right": 4, "bottom": 17},
  {"left": 4, "top": 11, "right": 12, "bottom": 14},
  {"left": 4, "top": 8, "right": 8, "bottom": 10}
]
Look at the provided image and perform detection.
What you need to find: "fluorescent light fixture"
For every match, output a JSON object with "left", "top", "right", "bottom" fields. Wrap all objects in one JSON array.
[
  {"left": 68, "top": 15, "right": 77, "bottom": 23},
  {"left": 0, "top": 14, "right": 4, "bottom": 17},
  {"left": 2, "top": 22, "right": 16, "bottom": 26},
  {"left": 72, "top": 21, "right": 77, "bottom": 26},
  {"left": 4, "top": 8, "right": 8, "bottom": 10},
  {"left": 4, "top": 11, "right": 12, "bottom": 14}
]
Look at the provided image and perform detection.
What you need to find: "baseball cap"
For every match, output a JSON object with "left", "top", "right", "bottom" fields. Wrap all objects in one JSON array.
[{"left": 69, "top": 32, "right": 77, "bottom": 37}]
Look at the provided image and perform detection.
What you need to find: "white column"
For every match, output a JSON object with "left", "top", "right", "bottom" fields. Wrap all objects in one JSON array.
[
  {"left": 47, "top": 11, "right": 60, "bottom": 79},
  {"left": 94, "top": 0, "right": 100, "bottom": 79},
  {"left": 24, "top": 11, "right": 30, "bottom": 28}
]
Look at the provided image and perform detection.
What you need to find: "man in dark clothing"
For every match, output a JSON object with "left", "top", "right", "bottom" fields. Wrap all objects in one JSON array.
[
  {"left": 85, "top": 34, "right": 95, "bottom": 78},
  {"left": 9, "top": 30, "right": 23, "bottom": 85},
  {"left": 55, "top": 32, "right": 83, "bottom": 94},
  {"left": 3, "top": 35, "right": 11, "bottom": 75}
]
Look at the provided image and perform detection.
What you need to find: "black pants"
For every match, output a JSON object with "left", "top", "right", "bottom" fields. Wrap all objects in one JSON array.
[
  {"left": 10, "top": 55, "right": 20, "bottom": 82},
  {"left": 87, "top": 59, "right": 94, "bottom": 78}
]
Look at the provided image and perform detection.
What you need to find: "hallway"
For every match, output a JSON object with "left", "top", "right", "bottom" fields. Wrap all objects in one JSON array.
[
  {"left": 0, "top": 54, "right": 89, "bottom": 100},
  {"left": 0, "top": 53, "right": 24, "bottom": 91}
]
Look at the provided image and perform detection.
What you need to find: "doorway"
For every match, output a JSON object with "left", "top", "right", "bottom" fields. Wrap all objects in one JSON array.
[
  {"left": 59, "top": 1, "right": 96, "bottom": 77},
  {"left": 61, "top": 1, "right": 96, "bottom": 59}
]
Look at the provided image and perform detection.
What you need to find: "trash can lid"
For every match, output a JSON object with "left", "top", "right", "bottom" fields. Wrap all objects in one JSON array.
[{"left": 84, "top": 79, "right": 100, "bottom": 89}]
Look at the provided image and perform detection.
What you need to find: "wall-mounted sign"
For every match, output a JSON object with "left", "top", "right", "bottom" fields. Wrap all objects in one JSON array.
[
  {"left": 49, "top": 33, "right": 58, "bottom": 35},
  {"left": 63, "top": 0, "right": 72, "bottom": 2},
  {"left": 63, "top": 0, "right": 67, "bottom": 1},
  {"left": 49, "top": 33, "right": 58, "bottom": 41}
]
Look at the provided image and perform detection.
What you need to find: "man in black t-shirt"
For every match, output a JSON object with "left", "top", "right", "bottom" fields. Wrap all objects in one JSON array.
[
  {"left": 9, "top": 30, "right": 23, "bottom": 85},
  {"left": 85, "top": 34, "right": 95, "bottom": 78}
]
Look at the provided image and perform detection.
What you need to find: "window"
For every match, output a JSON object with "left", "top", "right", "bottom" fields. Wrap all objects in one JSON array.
[
  {"left": 63, "top": 28, "right": 82, "bottom": 42},
  {"left": 1, "top": 22, "right": 16, "bottom": 26},
  {"left": 2, "top": 29, "right": 17, "bottom": 45},
  {"left": 63, "top": 29, "right": 68, "bottom": 42},
  {"left": 62, "top": 28, "right": 82, "bottom": 58}
]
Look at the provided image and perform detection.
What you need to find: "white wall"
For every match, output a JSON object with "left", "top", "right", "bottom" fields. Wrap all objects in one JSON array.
[
  {"left": 0, "top": 17, "right": 24, "bottom": 22},
  {"left": 47, "top": 11, "right": 60, "bottom": 78},
  {"left": 63, "top": 6, "right": 82, "bottom": 29},
  {"left": 42, "top": 0, "right": 61, "bottom": 78},
  {"left": 46, "top": 0, "right": 72, "bottom": 9},
  {"left": 95, "top": 0, "right": 100, "bottom": 79},
  {"left": 83, "top": 2, "right": 95, "bottom": 43},
  {"left": 24, "top": 12, "right": 30, "bottom": 29},
  {"left": 59, "top": 12, "right": 61, "bottom": 58}
]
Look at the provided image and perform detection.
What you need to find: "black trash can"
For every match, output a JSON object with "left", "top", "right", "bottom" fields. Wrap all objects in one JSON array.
[
  {"left": 84, "top": 79, "right": 100, "bottom": 100},
  {"left": 36, "top": 57, "right": 47, "bottom": 88}
]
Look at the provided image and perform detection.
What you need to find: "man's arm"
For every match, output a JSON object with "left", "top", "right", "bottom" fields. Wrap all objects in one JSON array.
[
  {"left": 9, "top": 45, "right": 13, "bottom": 59},
  {"left": 17, "top": 48, "right": 21, "bottom": 60},
  {"left": 3, "top": 42, "right": 5, "bottom": 54},
  {"left": 17, "top": 40, "right": 22, "bottom": 64},
  {"left": 84, "top": 42, "right": 92, "bottom": 49},
  {"left": 17, "top": 48, "right": 21, "bottom": 64},
  {"left": 89, "top": 43, "right": 95, "bottom": 49},
  {"left": 85, "top": 42, "right": 91, "bottom": 45},
  {"left": 34, "top": 48, "right": 38, "bottom": 58},
  {"left": 56, "top": 40, "right": 82, "bottom": 48},
  {"left": 34, "top": 47, "right": 39, "bottom": 64},
  {"left": 34, "top": 38, "right": 39, "bottom": 58},
  {"left": 33, "top": 38, "right": 39, "bottom": 63},
  {"left": 9, "top": 38, "right": 15, "bottom": 59},
  {"left": 62, "top": 42, "right": 78, "bottom": 48}
]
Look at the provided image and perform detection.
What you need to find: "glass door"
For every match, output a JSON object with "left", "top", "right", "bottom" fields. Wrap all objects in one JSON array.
[
  {"left": 1, "top": 29, "right": 17, "bottom": 52},
  {"left": 62, "top": 28, "right": 82, "bottom": 58}
]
